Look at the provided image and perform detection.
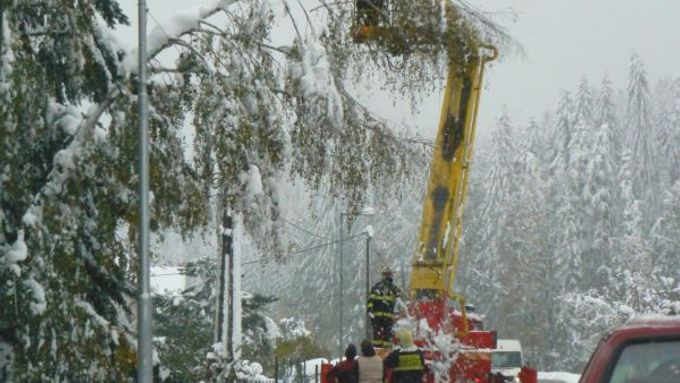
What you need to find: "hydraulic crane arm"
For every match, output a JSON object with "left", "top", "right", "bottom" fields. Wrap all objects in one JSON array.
[
  {"left": 409, "top": 46, "right": 498, "bottom": 301},
  {"left": 347, "top": 5, "right": 537, "bottom": 382}
]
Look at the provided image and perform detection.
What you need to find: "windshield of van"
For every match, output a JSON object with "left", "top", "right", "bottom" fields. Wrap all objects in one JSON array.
[
  {"left": 608, "top": 339, "right": 680, "bottom": 383},
  {"left": 492, "top": 351, "right": 522, "bottom": 368}
]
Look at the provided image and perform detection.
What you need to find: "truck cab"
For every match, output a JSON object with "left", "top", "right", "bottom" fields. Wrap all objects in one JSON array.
[
  {"left": 492, "top": 339, "right": 524, "bottom": 382},
  {"left": 578, "top": 315, "right": 680, "bottom": 383}
]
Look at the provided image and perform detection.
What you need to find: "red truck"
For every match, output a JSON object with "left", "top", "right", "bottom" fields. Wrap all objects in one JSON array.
[{"left": 578, "top": 315, "right": 680, "bottom": 383}]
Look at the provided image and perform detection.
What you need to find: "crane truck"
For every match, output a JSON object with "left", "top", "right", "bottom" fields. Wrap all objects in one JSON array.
[{"left": 324, "top": 2, "right": 539, "bottom": 383}]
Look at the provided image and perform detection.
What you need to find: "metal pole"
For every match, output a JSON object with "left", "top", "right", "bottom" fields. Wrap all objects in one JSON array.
[
  {"left": 338, "top": 213, "right": 344, "bottom": 355},
  {"left": 365, "top": 235, "right": 371, "bottom": 340},
  {"left": 216, "top": 203, "right": 226, "bottom": 343},
  {"left": 400, "top": 259, "right": 406, "bottom": 293},
  {"left": 136, "top": 0, "right": 152, "bottom": 381},
  {"left": 0, "top": 3, "right": 4, "bottom": 85},
  {"left": 226, "top": 210, "right": 235, "bottom": 359}
]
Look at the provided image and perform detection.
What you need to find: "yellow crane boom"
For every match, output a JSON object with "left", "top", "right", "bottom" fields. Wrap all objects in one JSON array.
[{"left": 409, "top": 46, "right": 497, "bottom": 300}]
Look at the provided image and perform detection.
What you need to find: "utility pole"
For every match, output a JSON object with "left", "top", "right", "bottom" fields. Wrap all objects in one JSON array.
[
  {"left": 364, "top": 233, "right": 372, "bottom": 340},
  {"left": 338, "top": 207, "right": 375, "bottom": 354},
  {"left": 400, "top": 259, "right": 406, "bottom": 293},
  {"left": 136, "top": 0, "right": 152, "bottom": 381},
  {"left": 338, "top": 213, "right": 344, "bottom": 355},
  {"left": 226, "top": 209, "right": 234, "bottom": 361}
]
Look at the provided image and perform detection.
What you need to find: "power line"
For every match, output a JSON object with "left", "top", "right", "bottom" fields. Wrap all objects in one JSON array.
[
  {"left": 281, "top": 217, "right": 331, "bottom": 240},
  {"left": 150, "top": 272, "right": 184, "bottom": 277},
  {"left": 242, "top": 232, "right": 367, "bottom": 266},
  {"left": 149, "top": 233, "right": 368, "bottom": 276}
]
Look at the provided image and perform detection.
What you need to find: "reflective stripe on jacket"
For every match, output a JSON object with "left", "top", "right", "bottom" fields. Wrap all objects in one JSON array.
[
  {"left": 383, "top": 348, "right": 424, "bottom": 383},
  {"left": 367, "top": 280, "right": 400, "bottom": 319}
]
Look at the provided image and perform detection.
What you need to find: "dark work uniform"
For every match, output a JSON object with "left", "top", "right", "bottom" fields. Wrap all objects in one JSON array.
[
  {"left": 367, "top": 279, "right": 400, "bottom": 347},
  {"left": 383, "top": 348, "right": 425, "bottom": 383}
]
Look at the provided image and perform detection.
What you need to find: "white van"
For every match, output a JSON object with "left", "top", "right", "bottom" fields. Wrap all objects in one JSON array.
[{"left": 491, "top": 339, "right": 524, "bottom": 381}]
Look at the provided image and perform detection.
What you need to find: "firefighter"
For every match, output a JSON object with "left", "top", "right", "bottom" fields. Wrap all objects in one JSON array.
[
  {"left": 383, "top": 329, "right": 425, "bottom": 383},
  {"left": 356, "top": 0, "right": 384, "bottom": 27},
  {"left": 367, "top": 267, "right": 401, "bottom": 348}
]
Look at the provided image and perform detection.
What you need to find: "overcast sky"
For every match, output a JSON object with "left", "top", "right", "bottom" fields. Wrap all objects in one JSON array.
[
  {"left": 470, "top": 0, "right": 680, "bottom": 134},
  {"left": 116, "top": 0, "right": 680, "bottom": 137}
]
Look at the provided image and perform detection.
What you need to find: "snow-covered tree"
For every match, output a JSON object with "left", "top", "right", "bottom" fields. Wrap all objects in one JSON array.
[
  {"left": 610, "top": 149, "right": 663, "bottom": 315},
  {"left": 650, "top": 180, "right": 680, "bottom": 271},
  {"left": 565, "top": 90, "right": 594, "bottom": 275},
  {"left": 570, "top": 78, "right": 595, "bottom": 171},
  {"left": 573, "top": 76, "right": 595, "bottom": 126},
  {"left": 154, "top": 255, "right": 280, "bottom": 381},
  {"left": 558, "top": 289, "right": 629, "bottom": 369},
  {"left": 625, "top": 54, "right": 656, "bottom": 219},
  {"left": 469, "top": 110, "right": 516, "bottom": 319},
  {"left": 457, "top": 138, "right": 492, "bottom": 304},
  {"left": 584, "top": 120, "right": 617, "bottom": 288},
  {"left": 0, "top": 2, "right": 150, "bottom": 380},
  {"left": 499, "top": 129, "right": 552, "bottom": 356},
  {"left": 595, "top": 75, "right": 619, "bottom": 134},
  {"left": 458, "top": 64, "right": 680, "bottom": 373},
  {"left": 655, "top": 76, "right": 680, "bottom": 186},
  {"left": 2, "top": 0, "right": 506, "bottom": 378},
  {"left": 548, "top": 91, "right": 574, "bottom": 171},
  {"left": 522, "top": 118, "right": 545, "bottom": 162}
]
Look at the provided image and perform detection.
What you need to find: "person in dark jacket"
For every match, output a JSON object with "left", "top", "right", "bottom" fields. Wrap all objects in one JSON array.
[
  {"left": 490, "top": 372, "right": 505, "bottom": 383},
  {"left": 367, "top": 267, "right": 401, "bottom": 347},
  {"left": 356, "top": 0, "right": 384, "bottom": 27},
  {"left": 383, "top": 329, "right": 425, "bottom": 383},
  {"left": 327, "top": 344, "right": 359, "bottom": 383}
]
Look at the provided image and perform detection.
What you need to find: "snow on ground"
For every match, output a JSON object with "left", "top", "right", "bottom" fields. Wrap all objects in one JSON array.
[
  {"left": 538, "top": 371, "right": 581, "bottom": 383},
  {"left": 151, "top": 266, "right": 185, "bottom": 295},
  {"left": 303, "top": 358, "right": 330, "bottom": 377},
  {"left": 301, "top": 357, "right": 580, "bottom": 383}
]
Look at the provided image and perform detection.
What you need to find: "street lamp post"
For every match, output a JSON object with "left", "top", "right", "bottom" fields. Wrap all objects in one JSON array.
[
  {"left": 363, "top": 226, "right": 373, "bottom": 340},
  {"left": 338, "top": 207, "right": 375, "bottom": 354},
  {"left": 136, "top": 0, "right": 153, "bottom": 381},
  {"left": 339, "top": 213, "right": 344, "bottom": 354}
]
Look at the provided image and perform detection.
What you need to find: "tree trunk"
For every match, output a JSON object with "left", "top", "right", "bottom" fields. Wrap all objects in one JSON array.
[{"left": 217, "top": 203, "right": 233, "bottom": 361}]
